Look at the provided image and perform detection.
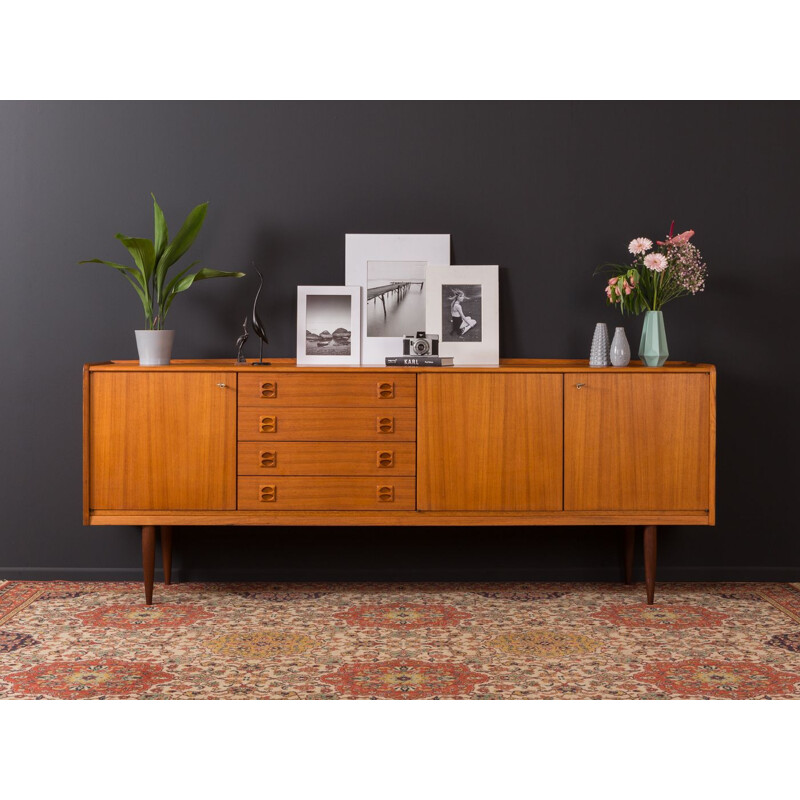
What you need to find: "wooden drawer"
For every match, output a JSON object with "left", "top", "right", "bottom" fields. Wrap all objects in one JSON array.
[
  {"left": 237, "top": 476, "right": 416, "bottom": 510},
  {"left": 238, "top": 373, "right": 416, "bottom": 407},
  {"left": 238, "top": 407, "right": 417, "bottom": 441},
  {"left": 238, "top": 442, "right": 416, "bottom": 476}
]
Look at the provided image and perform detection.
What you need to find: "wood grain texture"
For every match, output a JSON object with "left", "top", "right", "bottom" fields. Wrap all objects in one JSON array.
[
  {"left": 142, "top": 526, "right": 156, "bottom": 605},
  {"left": 708, "top": 368, "right": 717, "bottom": 524},
  {"left": 237, "top": 407, "right": 416, "bottom": 442},
  {"left": 237, "top": 442, "right": 416, "bottom": 476},
  {"left": 89, "top": 372, "right": 236, "bottom": 510},
  {"left": 237, "top": 476, "right": 416, "bottom": 511},
  {"left": 238, "top": 373, "right": 416, "bottom": 406},
  {"left": 90, "top": 510, "right": 712, "bottom": 526},
  {"left": 83, "top": 364, "right": 91, "bottom": 524},
  {"left": 89, "top": 358, "right": 715, "bottom": 373},
  {"left": 564, "top": 373, "right": 710, "bottom": 511},
  {"left": 417, "top": 373, "right": 563, "bottom": 511}
]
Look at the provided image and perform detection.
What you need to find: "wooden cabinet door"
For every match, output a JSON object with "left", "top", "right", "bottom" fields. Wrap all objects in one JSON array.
[
  {"left": 564, "top": 373, "right": 711, "bottom": 511},
  {"left": 89, "top": 372, "right": 236, "bottom": 510},
  {"left": 417, "top": 374, "right": 563, "bottom": 511}
]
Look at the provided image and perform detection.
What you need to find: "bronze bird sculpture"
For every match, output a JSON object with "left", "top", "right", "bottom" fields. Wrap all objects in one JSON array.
[{"left": 250, "top": 269, "right": 270, "bottom": 365}]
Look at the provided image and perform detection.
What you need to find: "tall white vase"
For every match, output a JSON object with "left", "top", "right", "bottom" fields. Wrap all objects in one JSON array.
[
  {"left": 589, "top": 323, "right": 610, "bottom": 367},
  {"left": 135, "top": 330, "right": 175, "bottom": 366}
]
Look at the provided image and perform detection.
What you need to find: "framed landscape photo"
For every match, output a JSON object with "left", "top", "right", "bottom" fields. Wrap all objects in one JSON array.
[
  {"left": 296, "top": 286, "right": 361, "bottom": 366},
  {"left": 424, "top": 265, "right": 500, "bottom": 365},
  {"left": 345, "top": 234, "right": 451, "bottom": 364}
]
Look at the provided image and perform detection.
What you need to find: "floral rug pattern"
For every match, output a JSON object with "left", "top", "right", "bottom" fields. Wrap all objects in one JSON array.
[{"left": 1, "top": 580, "right": 799, "bottom": 699}]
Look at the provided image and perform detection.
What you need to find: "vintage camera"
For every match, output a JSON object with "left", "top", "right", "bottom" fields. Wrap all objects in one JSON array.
[{"left": 403, "top": 331, "right": 439, "bottom": 356}]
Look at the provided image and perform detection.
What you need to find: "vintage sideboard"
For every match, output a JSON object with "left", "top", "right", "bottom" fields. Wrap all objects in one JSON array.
[{"left": 83, "top": 359, "right": 716, "bottom": 604}]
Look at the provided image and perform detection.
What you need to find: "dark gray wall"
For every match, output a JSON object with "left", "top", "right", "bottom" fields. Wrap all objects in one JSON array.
[{"left": 1, "top": 101, "right": 798, "bottom": 582}]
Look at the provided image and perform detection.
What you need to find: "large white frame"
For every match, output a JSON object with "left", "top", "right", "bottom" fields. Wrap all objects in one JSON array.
[
  {"left": 345, "top": 234, "right": 451, "bottom": 364},
  {"left": 424, "top": 265, "right": 500, "bottom": 366},
  {"left": 296, "top": 285, "right": 361, "bottom": 366}
]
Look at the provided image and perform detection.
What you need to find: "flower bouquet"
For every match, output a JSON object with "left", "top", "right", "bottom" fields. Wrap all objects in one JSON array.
[{"left": 596, "top": 222, "right": 708, "bottom": 366}]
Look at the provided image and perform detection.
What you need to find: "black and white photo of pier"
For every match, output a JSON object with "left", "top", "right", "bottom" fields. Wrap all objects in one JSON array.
[{"left": 366, "top": 260, "right": 426, "bottom": 337}]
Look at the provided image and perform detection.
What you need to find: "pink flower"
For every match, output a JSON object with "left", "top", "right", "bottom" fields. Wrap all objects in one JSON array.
[
  {"left": 624, "top": 284, "right": 632, "bottom": 295},
  {"left": 628, "top": 237, "right": 653, "bottom": 255},
  {"left": 657, "top": 229, "right": 695, "bottom": 246},
  {"left": 608, "top": 277, "right": 617, "bottom": 285},
  {"left": 644, "top": 253, "right": 668, "bottom": 272}
]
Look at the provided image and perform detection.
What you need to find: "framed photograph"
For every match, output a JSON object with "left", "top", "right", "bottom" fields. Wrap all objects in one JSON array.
[
  {"left": 345, "top": 234, "right": 451, "bottom": 364},
  {"left": 425, "top": 265, "right": 500, "bottom": 365},
  {"left": 296, "top": 286, "right": 361, "bottom": 366}
]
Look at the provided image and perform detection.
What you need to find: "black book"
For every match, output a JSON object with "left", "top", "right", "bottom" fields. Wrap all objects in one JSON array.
[{"left": 385, "top": 356, "right": 454, "bottom": 367}]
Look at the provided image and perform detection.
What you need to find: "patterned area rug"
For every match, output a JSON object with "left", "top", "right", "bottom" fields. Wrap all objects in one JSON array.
[{"left": 1, "top": 580, "right": 800, "bottom": 699}]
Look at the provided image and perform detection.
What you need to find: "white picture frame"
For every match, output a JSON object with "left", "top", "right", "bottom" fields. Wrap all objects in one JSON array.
[
  {"left": 296, "top": 286, "right": 361, "bottom": 366},
  {"left": 425, "top": 265, "right": 500, "bottom": 366},
  {"left": 345, "top": 234, "right": 451, "bottom": 364}
]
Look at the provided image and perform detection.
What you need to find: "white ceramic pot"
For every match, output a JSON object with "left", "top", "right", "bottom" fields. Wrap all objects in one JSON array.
[
  {"left": 610, "top": 326, "right": 631, "bottom": 367},
  {"left": 135, "top": 330, "right": 176, "bottom": 366}
]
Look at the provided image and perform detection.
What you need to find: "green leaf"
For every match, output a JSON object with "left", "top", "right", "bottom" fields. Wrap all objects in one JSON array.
[
  {"left": 120, "top": 269, "right": 152, "bottom": 319},
  {"left": 155, "top": 202, "right": 208, "bottom": 297},
  {"left": 161, "top": 267, "right": 245, "bottom": 320},
  {"left": 115, "top": 234, "right": 156, "bottom": 283},
  {"left": 152, "top": 194, "right": 168, "bottom": 262},
  {"left": 79, "top": 258, "right": 147, "bottom": 291},
  {"left": 162, "top": 261, "right": 199, "bottom": 302}
]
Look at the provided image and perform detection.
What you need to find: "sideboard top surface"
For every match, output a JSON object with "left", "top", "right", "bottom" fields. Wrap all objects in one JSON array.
[{"left": 86, "top": 358, "right": 715, "bottom": 374}]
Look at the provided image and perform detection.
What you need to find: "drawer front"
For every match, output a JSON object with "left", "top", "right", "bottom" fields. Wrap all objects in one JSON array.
[
  {"left": 237, "top": 476, "right": 416, "bottom": 510},
  {"left": 238, "top": 407, "right": 417, "bottom": 441},
  {"left": 238, "top": 442, "right": 416, "bottom": 476},
  {"left": 238, "top": 373, "right": 416, "bottom": 407}
]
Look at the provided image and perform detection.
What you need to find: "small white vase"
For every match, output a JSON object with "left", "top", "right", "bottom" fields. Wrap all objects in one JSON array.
[
  {"left": 610, "top": 327, "right": 631, "bottom": 367},
  {"left": 135, "top": 330, "right": 175, "bottom": 366}
]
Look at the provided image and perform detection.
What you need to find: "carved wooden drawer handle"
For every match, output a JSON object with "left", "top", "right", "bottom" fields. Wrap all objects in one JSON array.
[
  {"left": 377, "top": 416, "right": 394, "bottom": 434},
  {"left": 377, "top": 450, "right": 394, "bottom": 468},
  {"left": 377, "top": 381, "right": 395, "bottom": 399},
  {"left": 260, "top": 485, "right": 277, "bottom": 502},
  {"left": 260, "top": 381, "right": 278, "bottom": 398},
  {"left": 259, "top": 450, "right": 277, "bottom": 468},
  {"left": 377, "top": 485, "right": 394, "bottom": 502},
  {"left": 259, "top": 415, "right": 277, "bottom": 433}
]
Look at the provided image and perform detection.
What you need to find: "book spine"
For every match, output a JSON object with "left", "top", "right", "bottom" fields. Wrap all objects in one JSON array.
[{"left": 385, "top": 356, "right": 450, "bottom": 366}]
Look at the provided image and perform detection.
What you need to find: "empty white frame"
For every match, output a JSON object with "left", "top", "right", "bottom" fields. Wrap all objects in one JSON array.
[
  {"left": 296, "top": 286, "right": 361, "bottom": 366},
  {"left": 424, "top": 265, "right": 499, "bottom": 366},
  {"left": 345, "top": 234, "right": 451, "bottom": 364}
]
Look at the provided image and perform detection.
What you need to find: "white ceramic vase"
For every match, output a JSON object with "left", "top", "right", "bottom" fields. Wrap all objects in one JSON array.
[
  {"left": 610, "top": 326, "right": 631, "bottom": 367},
  {"left": 135, "top": 330, "right": 175, "bottom": 366},
  {"left": 589, "top": 323, "right": 610, "bottom": 367}
]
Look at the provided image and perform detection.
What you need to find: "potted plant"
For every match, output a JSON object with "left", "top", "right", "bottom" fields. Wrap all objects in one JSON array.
[
  {"left": 80, "top": 194, "right": 245, "bottom": 365},
  {"left": 596, "top": 222, "right": 708, "bottom": 366}
]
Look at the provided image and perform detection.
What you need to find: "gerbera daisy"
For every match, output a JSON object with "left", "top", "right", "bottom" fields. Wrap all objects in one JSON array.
[{"left": 644, "top": 253, "right": 668, "bottom": 273}]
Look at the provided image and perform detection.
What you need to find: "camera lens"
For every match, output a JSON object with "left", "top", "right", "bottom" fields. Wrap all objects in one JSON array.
[{"left": 413, "top": 339, "right": 430, "bottom": 355}]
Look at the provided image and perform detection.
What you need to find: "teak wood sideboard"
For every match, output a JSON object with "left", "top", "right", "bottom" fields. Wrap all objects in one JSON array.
[{"left": 83, "top": 359, "right": 716, "bottom": 605}]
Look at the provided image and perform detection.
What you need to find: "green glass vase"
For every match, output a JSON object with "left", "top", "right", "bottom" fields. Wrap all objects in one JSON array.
[{"left": 638, "top": 310, "right": 668, "bottom": 367}]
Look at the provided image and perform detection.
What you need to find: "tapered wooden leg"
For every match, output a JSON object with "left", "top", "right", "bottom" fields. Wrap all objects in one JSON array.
[
  {"left": 161, "top": 526, "right": 173, "bottom": 586},
  {"left": 624, "top": 526, "right": 635, "bottom": 585},
  {"left": 142, "top": 525, "right": 156, "bottom": 605},
  {"left": 643, "top": 525, "right": 657, "bottom": 605}
]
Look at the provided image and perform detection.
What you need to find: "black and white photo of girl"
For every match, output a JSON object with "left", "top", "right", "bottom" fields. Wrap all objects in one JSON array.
[{"left": 442, "top": 284, "right": 482, "bottom": 342}]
